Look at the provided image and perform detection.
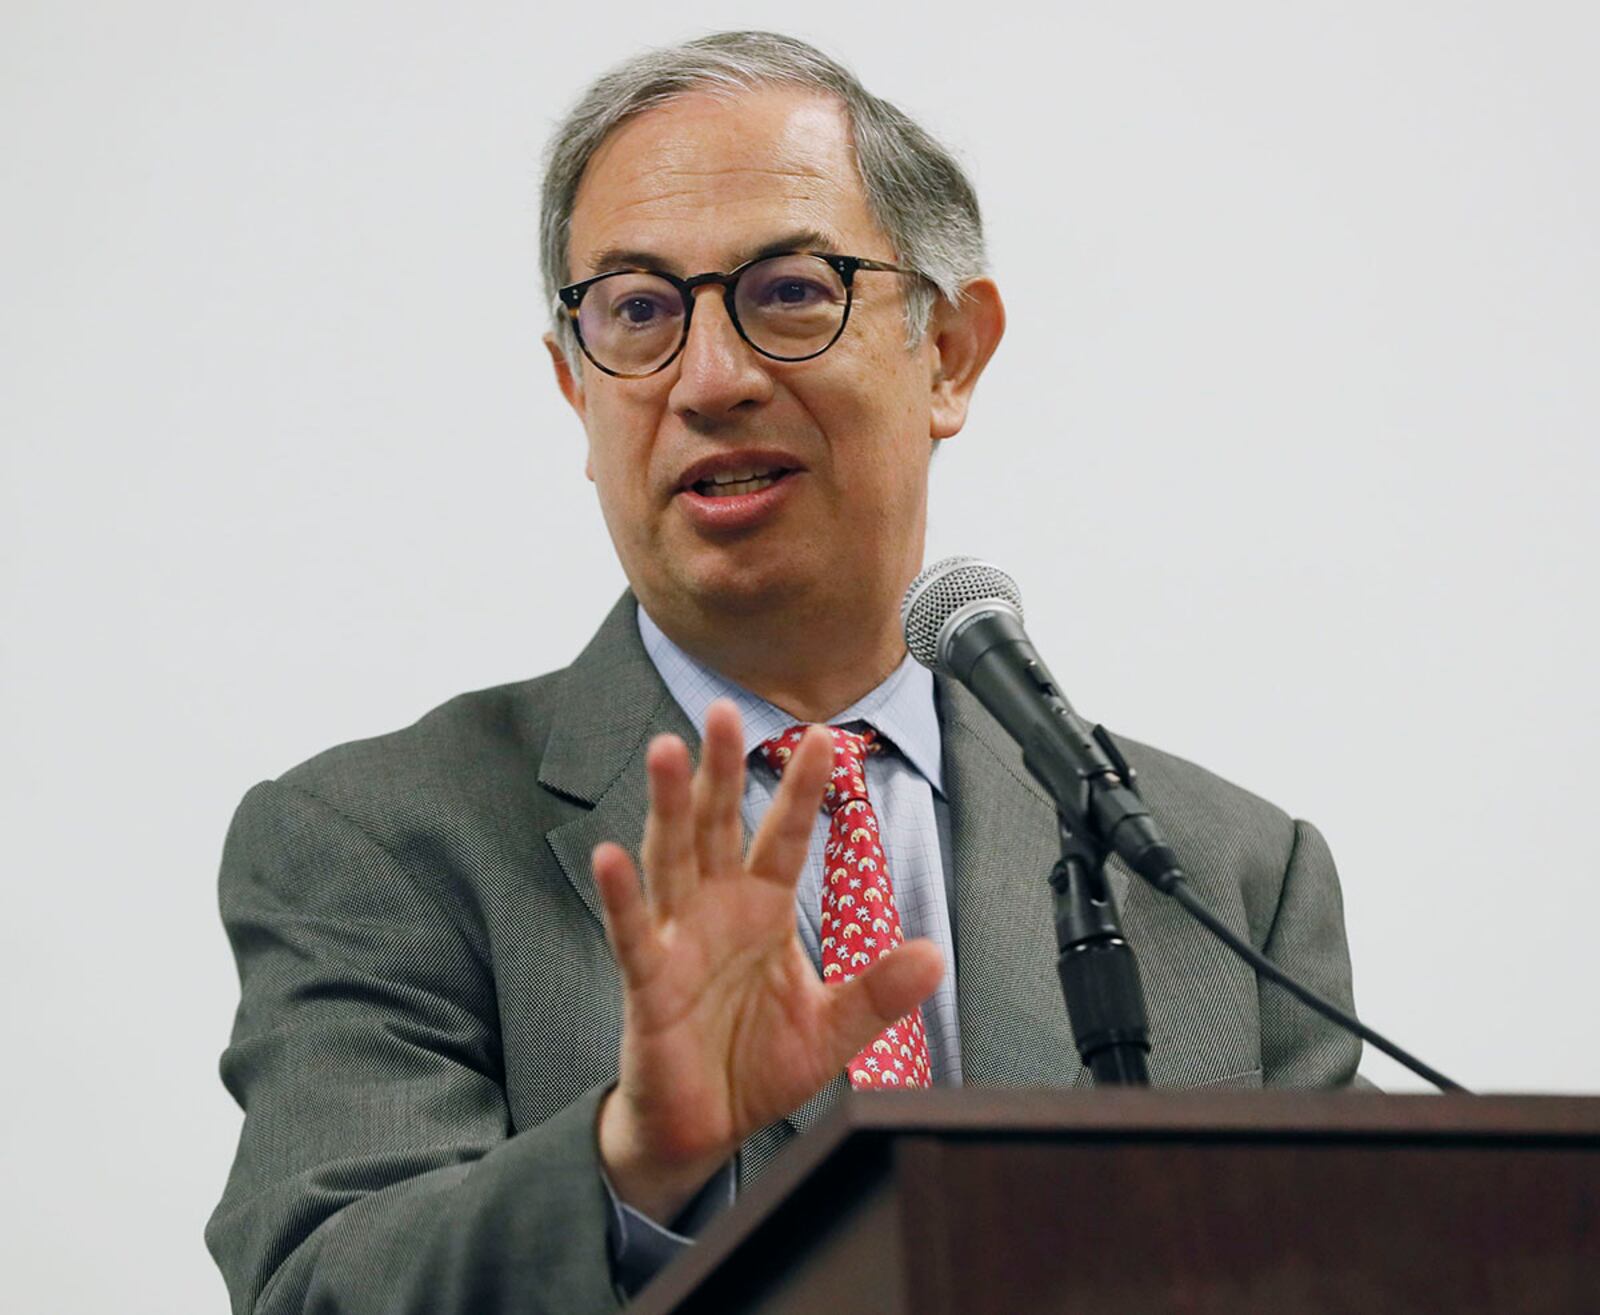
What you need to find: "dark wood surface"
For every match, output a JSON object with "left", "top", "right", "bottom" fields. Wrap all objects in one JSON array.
[{"left": 626, "top": 1091, "right": 1600, "bottom": 1314}]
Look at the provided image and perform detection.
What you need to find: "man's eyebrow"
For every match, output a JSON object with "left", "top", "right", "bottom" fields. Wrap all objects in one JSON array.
[
  {"left": 744, "top": 230, "right": 844, "bottom": 263},
  {"left": 585, "top": 246, "right": 678, "bottom": 277},
  {"left": 581, "top": 230, "right": 848, "bottom": 279}
]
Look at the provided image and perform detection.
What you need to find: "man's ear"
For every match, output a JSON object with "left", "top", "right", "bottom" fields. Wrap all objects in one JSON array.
[
  {"left": 544, "top": 332, "right": 586, "bottom": 421},
  {"left": 927, "top": 278, "right": 1005, "bottom": 441},
  {"left": 544, "top": 333, "right": 597, "bottom": 481}
]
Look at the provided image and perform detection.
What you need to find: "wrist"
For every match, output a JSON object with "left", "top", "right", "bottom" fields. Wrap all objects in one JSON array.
[{"left": 597, "top": 1086, "right": 731, "bottom": 1225}]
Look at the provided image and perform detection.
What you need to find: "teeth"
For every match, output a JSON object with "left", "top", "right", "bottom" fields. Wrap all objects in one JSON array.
[
  {"left": 702, "top": 474, "right": 779, "bottom": 497},
  {"left": 707, "top": 467, "right": 778, "bottom": 486},
  {"left": 690, "top": 466, "right": 789, "bottom": 497}
]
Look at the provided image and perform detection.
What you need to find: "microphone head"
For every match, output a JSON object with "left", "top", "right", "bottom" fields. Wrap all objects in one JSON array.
[{"left": 901, "top": 556, "right": 1025, "bottom": 673}]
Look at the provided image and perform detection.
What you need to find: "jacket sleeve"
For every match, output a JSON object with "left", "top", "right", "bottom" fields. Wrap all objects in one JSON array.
[
  {"left": 1257, "top": 817, "right": 1366, "bottom": 1087},
  {"left": 205, "top": 778, "right": 625, "bottom": 1315}
]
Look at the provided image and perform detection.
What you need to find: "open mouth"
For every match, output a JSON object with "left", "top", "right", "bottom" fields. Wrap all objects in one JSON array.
[{"left": 689, "top": 467, "right": 795, "bottom": 498}]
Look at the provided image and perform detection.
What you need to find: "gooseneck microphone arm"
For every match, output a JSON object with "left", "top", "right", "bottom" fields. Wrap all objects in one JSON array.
[{"left": 903, "top": 557, "right": 1469, "bottom": 1095}]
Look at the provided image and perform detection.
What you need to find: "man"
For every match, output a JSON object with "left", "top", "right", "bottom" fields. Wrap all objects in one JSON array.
[{"left": 207, "top": 30, "right": 1361, "bottom": 1315}]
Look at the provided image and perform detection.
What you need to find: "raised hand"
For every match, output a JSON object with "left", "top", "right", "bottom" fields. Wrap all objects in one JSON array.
[{"left": 591, "top": 699, "right": 944, "bottom": 1222}]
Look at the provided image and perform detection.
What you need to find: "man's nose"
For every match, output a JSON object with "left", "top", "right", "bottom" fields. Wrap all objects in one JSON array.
[{"left": 667, "top": 285, "right": 774, "bottom": 422}]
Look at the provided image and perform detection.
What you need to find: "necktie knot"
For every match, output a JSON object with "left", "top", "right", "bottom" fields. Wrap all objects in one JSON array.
[{"left": 757, "top": 724, "right": 881, "bottom": 814}]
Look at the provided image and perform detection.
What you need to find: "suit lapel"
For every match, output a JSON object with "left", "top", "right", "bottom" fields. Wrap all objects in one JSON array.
[
  {"left": 540, "top": 594, "right": 698, "bottom": 926},
  {"left": 939, "top": 676, "right": 1131, "bottom": 1090},
  {"left": 938, "top": 684, "right": 1255, "bottom": 1091}
]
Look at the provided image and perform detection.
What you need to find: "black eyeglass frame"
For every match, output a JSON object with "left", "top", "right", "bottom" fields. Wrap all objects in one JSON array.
[{"left": 556, "top": 251, "right": 922, "bottom": 379}]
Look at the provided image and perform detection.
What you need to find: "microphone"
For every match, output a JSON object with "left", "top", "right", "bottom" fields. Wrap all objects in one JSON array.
[
  {"left": 901, "top": 556, "right": 1183, "bottom": 893},
  {"left": 901, "top": 555, "right": 1468, "bottom": 1094}
]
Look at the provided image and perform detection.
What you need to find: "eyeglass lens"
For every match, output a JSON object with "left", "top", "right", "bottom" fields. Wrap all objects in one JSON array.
[{"left": 575, "top": 254, "right": 848, "bottom": 375}]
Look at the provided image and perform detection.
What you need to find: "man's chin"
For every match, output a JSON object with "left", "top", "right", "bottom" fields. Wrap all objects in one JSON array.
[
  {"left": 638, "top": 523, "right": 802, "bottom": 602},
  {"left": 678, "top": 564, "right": 812, "bottom": 617}
]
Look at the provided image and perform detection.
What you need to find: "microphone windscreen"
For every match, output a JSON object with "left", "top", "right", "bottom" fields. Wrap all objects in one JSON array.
[{"left": 900, "top": 556, "right": 1025, "bottom": 671}]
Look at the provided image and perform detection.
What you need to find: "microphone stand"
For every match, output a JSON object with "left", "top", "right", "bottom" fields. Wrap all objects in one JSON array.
[{"left": 1051, "top": 811, "right": 1151, "bottom": 1085}]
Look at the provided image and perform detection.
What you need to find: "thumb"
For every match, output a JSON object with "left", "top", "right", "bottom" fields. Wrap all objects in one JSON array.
[{"left": 819, "top": 938, "right": 945, "bottom": 1063}]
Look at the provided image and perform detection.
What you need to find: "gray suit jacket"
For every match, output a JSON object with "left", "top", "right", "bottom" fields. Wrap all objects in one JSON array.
[{"left": 206, "top": 593, "right": 1361, "bottom": 1314}]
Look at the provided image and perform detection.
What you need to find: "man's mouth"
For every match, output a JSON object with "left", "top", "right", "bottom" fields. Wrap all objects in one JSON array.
[{"left": 689, "top": 467, "right": 795, "bottom": 498}]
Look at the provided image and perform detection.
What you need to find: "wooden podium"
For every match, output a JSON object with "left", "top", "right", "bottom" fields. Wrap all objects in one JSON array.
[{"left": 627, "top": 1090, "right": 1600, "bottom": 1314}]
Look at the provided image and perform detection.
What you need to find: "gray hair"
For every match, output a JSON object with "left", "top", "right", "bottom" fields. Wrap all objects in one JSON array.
[{"left": 539, "top": 30, "right": 986, "bottom": 365}]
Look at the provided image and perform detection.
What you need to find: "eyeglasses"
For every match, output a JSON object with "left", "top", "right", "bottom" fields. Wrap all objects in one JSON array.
[{"left": 556, "top": 250, "right": 922, "bottom": 379}]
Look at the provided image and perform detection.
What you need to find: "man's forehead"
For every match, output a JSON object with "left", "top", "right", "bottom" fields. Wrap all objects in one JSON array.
[{"left": 567, "top": 87, "right": 887, "bottom": 278}]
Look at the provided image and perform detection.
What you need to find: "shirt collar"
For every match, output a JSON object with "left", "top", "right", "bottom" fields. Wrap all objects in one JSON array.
[{"left": 637, "top": 604, "right": 944, "bottom": 797}]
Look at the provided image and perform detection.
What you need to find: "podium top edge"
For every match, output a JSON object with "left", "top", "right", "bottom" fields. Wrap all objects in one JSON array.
[{"left": 814, "top": 1087, "right": 1600, "bottom": 1143}]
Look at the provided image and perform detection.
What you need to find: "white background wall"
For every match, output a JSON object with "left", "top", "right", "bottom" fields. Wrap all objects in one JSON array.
[{"left": 4, "top": 2, "right": 1596, "bottom": 1309}]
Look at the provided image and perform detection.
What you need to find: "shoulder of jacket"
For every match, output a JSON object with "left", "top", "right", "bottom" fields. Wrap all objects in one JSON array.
[
  {"left": 1114, "top": 733, "right": 1299, "bottom": 879},
  {"left": 268, "top": 667, "right": 576, "bottom": 841}
]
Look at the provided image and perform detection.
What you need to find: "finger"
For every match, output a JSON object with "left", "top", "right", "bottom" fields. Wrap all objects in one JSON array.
[
  {"left": 819, "top": 938, "right": 945, "bottom": 1060},
  {"left": 638, "top": 734, "right": 696, "bottom": 917},
  {"left": 592, "top": 841, "right": 665, "bottom": 989},
  {"left": 691, "top": 699, "right": 747, "bottom": 880},
  {"left": 746, "top": 723, "right": 832, "bottom": 887}
]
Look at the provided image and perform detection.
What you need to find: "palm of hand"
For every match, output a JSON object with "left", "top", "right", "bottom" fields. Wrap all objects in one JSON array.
[
  {"left": 591, "top": 703, "right": 943, "bottom": 1188},
  {"left": 620, "top": 876, "right": 851, "bottom": 1157}
]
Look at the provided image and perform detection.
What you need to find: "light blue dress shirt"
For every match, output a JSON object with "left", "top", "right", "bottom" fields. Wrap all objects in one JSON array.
[{"left": 606, "top": 606, "right": 964, "bottom": 1294}]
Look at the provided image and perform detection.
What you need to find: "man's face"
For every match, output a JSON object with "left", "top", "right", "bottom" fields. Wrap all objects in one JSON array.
[{"left": 551, "top": 87, "right": 958, "bottom": 634}]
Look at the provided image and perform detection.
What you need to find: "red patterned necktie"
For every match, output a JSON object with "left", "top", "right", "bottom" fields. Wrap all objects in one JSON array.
[{"left": 757, "top": 724, "right": 931, "bottom": 1090}]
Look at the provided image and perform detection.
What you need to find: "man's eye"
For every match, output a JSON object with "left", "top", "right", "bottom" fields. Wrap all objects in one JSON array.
[
  {"left": 759, "top": 278, "right": 827, "bottom": 307},
  {"left": 617, "top": 297, "right": 664, "bottom": 324}
]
